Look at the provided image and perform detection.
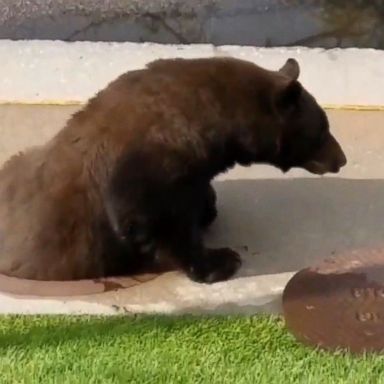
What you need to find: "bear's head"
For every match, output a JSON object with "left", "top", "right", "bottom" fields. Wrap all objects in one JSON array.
[{"left": 267, "top": 58, "right": 347, "bottom": 175}]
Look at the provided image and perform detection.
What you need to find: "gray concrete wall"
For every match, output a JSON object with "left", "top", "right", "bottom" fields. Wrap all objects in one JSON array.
[{"left": 1, "top": 0, "right": 384, "bottom": 48}]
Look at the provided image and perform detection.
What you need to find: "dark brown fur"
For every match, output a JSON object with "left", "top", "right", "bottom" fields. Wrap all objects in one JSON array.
[{"left": 0, "top": 57, "right": 346, "bottom": 282}]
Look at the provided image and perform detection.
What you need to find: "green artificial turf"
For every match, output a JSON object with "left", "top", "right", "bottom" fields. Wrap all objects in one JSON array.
[{"left": 0, "top": 315, "right": 383, "bottom": 384}]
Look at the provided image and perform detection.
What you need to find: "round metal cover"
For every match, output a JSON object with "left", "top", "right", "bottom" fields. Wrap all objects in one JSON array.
[{"left": 283, "top": 248, "right": 384, "bottom": 354}]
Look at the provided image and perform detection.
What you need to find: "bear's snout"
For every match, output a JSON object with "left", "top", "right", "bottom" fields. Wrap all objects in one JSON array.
[{"left": 303, "top": 133, "right": 347, "bottom": 175}]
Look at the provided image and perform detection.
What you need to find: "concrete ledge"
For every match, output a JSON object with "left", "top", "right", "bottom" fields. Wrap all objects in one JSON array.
[
  {"left": 0, "top": 271, "right": 293, "bottom": 315},
  {"left": 1, "top": 40, "right": 384, "bottom": 107}
]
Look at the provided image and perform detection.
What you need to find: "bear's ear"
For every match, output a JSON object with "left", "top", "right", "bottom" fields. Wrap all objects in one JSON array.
[
  {"left": 276, "top": 80, "right": 302, "bottom": 111},
  {"left": 279, "top": 58, "right": 300, "bottom": 80}
]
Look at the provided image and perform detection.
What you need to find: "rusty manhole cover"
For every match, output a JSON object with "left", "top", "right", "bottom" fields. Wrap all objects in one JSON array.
[
  {"left": 0, "top": 273, "right": 161, "bottom": 297},
  {"left": 283, "top": 248, "right": 384, "bottom": 354}
]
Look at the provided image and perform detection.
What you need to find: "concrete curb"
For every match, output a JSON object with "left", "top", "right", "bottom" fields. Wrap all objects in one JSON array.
[
  {"left": 0, "top": 271, "right": 294, "bottom": 315},
  {"left": 1, "top": 40, "right": 384, "bottom": 107}
]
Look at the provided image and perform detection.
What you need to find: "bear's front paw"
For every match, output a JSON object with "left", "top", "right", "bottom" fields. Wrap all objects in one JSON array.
[{"left": 187, "top": 248, "right": 241, "bottom": 284}]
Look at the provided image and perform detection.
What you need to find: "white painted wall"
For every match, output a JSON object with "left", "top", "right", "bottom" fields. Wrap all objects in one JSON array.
[{"left": 0, "top": 40, "right": 383, "bottom": 107}]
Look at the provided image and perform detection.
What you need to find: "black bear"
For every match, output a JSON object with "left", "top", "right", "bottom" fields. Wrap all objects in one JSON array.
[{"left": 0, "top": 57, "right": 346, "bottom": 282}]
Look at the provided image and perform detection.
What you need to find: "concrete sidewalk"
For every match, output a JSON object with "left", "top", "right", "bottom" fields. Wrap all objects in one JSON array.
[{"left": 0, "top": 105, "right": 383, "bottom": 314}]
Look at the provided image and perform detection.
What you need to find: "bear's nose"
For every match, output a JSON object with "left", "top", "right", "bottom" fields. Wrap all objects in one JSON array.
[
  {"left": 338, "top": 150, "right": 347, "bottom": 168},
  {"left": 330, "top": 153, "right": 347, "bottom": 173},
  {"left": 332, "top": 150, "right": 347, "bottom": 172},
  {"left": 331, "top": 162, "right": 341, "bottom": 173}
]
